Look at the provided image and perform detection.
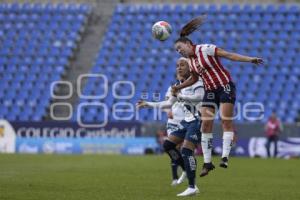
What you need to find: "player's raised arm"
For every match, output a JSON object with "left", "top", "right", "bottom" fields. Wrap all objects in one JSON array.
[
  {"left": 172, "top": 71, "right": 198, "bottom": 93},
  {"left": 136, "top": 95, "right": 177, "bottom": 110},
  {"left": 216, "top": 48, "right": 264, "bottom": 65},
  {"left": 177, "top": 84, "right": 205, "bottom": 103}
]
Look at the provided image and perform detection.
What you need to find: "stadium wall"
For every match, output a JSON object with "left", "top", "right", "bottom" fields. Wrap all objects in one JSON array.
[{"left": 1, "top": 119, "right": 299, "bottom": 158}]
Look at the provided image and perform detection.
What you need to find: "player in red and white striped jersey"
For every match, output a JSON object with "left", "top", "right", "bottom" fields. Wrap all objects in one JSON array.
[{"left": 172, "top": 16, "right": 263, "bottom": 177}]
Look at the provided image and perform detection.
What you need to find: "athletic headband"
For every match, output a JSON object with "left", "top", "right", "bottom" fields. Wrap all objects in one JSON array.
[{"left": 178, "top": 57, "right": 189, "bottom": 63}]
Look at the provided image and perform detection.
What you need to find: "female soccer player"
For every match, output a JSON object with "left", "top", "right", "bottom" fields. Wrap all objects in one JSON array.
[
  {"left": 137, "top": 57, "right": 204, "bottom": 196},
  {"left": 164, "top": 76, "right": 186, "bottom": 186},
  {"left": 172, "top": 16, "right": 263, "bottom": 177}
]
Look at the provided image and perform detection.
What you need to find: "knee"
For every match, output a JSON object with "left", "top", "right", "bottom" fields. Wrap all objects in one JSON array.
[
  {"left": 181, "top": 147, "right": 193, "bottom": 156},
  {"left": 163, "top": 140, "right": 176, "bottom": 152},
  {"left": 201, "top": 121, "right": 213, "bottom": 133},
  {"left": 222, "top": 120, "right": 233, "bottom": 131}
]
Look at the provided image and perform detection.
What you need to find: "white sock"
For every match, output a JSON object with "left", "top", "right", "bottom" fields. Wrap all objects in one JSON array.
[
  {"left": 201, "top": 133, "right": 213, "bottom": 163},
  {"left": 222, "top": 132, "right": 234, "bottom": 158}
]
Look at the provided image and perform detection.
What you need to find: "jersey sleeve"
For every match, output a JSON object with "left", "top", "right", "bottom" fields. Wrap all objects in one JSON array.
[
  {"left": 202, "top": 44, "right": 217, "bottom": 56},
  {"left": 146, "top": 96, "right": 177, "bottom": 109},
  {"left": 165, "top": 86, "right": 172, "bottom": 100}
]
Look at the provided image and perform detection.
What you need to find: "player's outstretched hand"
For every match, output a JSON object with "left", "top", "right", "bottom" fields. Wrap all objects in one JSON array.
[
  {"left": 136, "top": 100, "right": 148, "bottom": 109},
  {"left": 251, "top": 57, "right": 264, "bottom": 65},
  {"left": 171, "top": 85, "right": 179, "bottom": 96},
  {"left": 167, "top": 110, "right": 173, "bottom": 119}
]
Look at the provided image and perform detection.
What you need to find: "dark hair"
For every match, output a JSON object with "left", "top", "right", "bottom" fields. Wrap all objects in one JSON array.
[
  {"left": 175, "top": 37, "right": 193, "bottom": 45},
  {"left": 175, "top": 15, "right": 206, "bottom": 44}
]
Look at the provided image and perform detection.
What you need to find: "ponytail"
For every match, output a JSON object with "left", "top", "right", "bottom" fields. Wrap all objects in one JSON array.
[
  {"left": 179, "top": 15, "right": 206, "bottom": 37},
  {"left": 175, "top": 15, "right": 206, "bottom": 45}
]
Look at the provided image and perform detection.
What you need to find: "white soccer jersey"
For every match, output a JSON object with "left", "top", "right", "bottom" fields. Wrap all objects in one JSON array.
[
  {"left": 165, "top": 86, "right": 185, "bottom": 125},
  {"left": 147, "top": 78, "right": 204, "bottom": 122},
  {"left": 177, "top": 79, "right": 204, "bottom": 122}
]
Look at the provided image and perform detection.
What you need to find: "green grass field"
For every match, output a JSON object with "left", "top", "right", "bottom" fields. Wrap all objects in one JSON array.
[{"left": 0, "top": 154, "right": 299, "bottom": 200}]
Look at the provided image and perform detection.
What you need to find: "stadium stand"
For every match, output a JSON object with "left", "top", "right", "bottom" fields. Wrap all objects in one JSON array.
[
  {"left": 76, "top": 3, "right": 300, "bottom": 123},
  {"left": 0, "top": 3, "right": 91, "bottom": 121}
]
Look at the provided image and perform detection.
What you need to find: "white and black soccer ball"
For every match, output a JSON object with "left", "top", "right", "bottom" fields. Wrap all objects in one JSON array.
[{"left": 152, "top": 21, "right": 172, "bottom": 41}]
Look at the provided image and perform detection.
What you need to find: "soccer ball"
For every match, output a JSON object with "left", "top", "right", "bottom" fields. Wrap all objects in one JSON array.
[{"left": 152, "top": 21, "right": 172, "bottom": 41}]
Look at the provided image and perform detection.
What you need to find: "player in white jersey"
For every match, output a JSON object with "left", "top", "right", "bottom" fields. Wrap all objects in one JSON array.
[
  {"left": 164, "top": 84, "right": 186, "bottom": 186},
  {"left": 137, "top": 57, "right": 204, "bottom": 197},
  {"left": 165, "top": 86, "right": 185, "bottom": 131}
]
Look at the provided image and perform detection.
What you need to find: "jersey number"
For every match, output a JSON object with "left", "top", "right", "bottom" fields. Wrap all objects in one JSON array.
[{"left": 224, "top": 84, "right": 231, "bottom": 93}]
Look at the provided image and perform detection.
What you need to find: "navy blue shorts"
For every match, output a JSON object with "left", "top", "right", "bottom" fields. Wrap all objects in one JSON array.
[
  {"left": 170, "top": 119, "right": 201, "bottom": 145},
  {"left": 202, "top": 82, "right": 236, "bottom": 109},
  {"left": 166, "top": 123, "right": 181, "bottom": 136}
]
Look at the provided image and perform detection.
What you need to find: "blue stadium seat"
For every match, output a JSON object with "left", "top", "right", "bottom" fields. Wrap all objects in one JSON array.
[
  {"left": 0, "top": 2, "right": 90, "bottom": 121},
  {"left": 69, "top": 3, "right": 300, "bottom": 123}
]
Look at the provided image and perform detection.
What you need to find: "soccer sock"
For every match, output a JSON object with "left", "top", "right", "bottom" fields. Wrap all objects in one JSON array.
[
  {"left": 163, "top": 140, "right": 185, "bottom": 171},
  {"left": 222, "top": 132, "right": 234, "bottom": 158},
  {"left": 171, "top": 161, "right": 178, "bottom": 180},
  {"left": 181, "top": 148, "right": 196, "bottom": 188},
  {"left": 201, "top": 133, "right": 213, "bottom": 163}
]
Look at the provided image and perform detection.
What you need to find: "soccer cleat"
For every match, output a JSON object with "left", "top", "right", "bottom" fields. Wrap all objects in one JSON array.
[
  {"left": 177, "top": 186, "right": 200, "bottom": 197},
  {"left": 171, "top": 179, "right": 178, "bottom": 186},
  {"left": 199, "top": 162, "right": 215, "bottom": 177},
  {"left": 176, "top": 171, "right": 186, "bottom": 185},
  {"left": 219, "top": 157, "right": 228, "bottom": 168}
]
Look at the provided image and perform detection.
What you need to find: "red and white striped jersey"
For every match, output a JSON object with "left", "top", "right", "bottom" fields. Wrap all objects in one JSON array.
[{"left": 188, "top": 44, "right": 232, "bottom": 90}]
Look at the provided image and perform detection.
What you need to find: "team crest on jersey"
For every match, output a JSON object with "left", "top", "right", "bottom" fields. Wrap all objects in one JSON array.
[{"left": 197, "top": 68, "right": 207, "bottom": 75}]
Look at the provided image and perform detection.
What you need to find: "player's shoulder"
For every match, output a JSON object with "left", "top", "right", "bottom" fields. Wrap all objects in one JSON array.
[
  {"left": 198, "top": 44, "right": 217, "bottom": 56},
  {"left": 193, "top": 78, "right": 204, "bottom": 88},
  {"left": 167, "top": 85, "right": 172, "bottom": 91},
  {"left": 165, "top": 84, "right": 174, "bottom": 97},
  {"left": 199, "top": 43, "right": 217, "bottom": 49}
]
